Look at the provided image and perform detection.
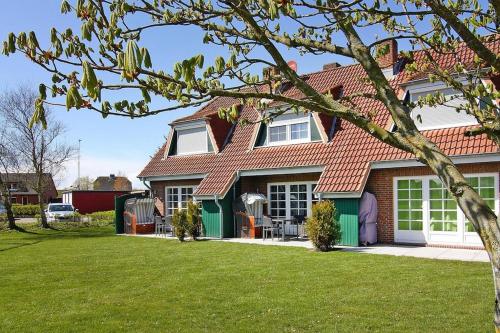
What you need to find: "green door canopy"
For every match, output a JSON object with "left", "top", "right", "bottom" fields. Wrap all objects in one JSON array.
[
  {"left": 201, "top": 193, "right": 234, "bottom": 238},
  {"left": 333, "top": 198, "right": 359, "bottom": 246}
]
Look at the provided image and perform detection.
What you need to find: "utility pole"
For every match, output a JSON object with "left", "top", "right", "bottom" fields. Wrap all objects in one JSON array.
[{"left": 77, "top": 139, "right": 82, "bottom": 190}]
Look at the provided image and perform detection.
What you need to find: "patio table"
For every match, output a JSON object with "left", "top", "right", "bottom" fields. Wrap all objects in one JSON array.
[{"left": 271, "top": 219, "right": 305, "bottom": 241}]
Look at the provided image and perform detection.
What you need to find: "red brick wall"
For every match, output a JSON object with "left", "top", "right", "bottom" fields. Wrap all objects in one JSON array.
[
  {"left": 240, "top": 173, "right": 321, "bottom": 196},
  {"left": 150, "top": 179, "right": 202, "bottom": 216},
  {"left": 365, "top": 162, "right": 500, "bottom": 244}
]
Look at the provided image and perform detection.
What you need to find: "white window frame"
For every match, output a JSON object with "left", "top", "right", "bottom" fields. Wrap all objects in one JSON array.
[
  {"left": 393, "top": 172, "right": 499, "bottom": 245},
  {"left": 267, "top": 181, "right": 318, "bottom": 219},
  {"left": 174, "top": 121, "right": 209, "bottom": 156},
  {"left": 404, "top": 80, "right": 479, "bottom": 131},
  {"left": 267, "top": 112, "right": 311, "bottom": 146},
  {"left": 164, "top": 185, "right": 197, "bottom": 216}
]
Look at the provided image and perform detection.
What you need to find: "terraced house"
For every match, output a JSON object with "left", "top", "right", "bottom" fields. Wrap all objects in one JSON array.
[{"left": 139, "top": 40, "right": 499, "bottom": 248}]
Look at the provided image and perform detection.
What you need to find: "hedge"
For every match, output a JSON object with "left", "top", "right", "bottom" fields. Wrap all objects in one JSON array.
[
  {"left": 88, "top": 211, "right": 115, "bottom": 222},
  {"left": 12, "top": 204, "right": 41, "bottom": 217}
]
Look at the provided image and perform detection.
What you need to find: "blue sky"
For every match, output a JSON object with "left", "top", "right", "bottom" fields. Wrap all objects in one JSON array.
[{"left": 1, "top": 1, "right": 435, "bottom": 189}]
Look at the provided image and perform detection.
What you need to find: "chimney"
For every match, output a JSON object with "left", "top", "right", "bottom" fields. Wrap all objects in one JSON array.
[
  {"left": 263, "top": 61, "right": 297, "bottom": 81},
  {"left": 262, "top": 66, "right": 280, "bottom": 82},
  {"left": 376, "top": 39, "right": 398, "bottom": 68},
  {"left": 323, "top": 62, "right": 341, "bottom": 71}
]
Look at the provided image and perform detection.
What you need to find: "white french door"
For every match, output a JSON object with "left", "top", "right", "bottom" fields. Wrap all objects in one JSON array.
[
  {"left": 164, "top": 186, "right": 196, "bottom": 216},
  {"left": 268, "top": 182, "right": 317, "bottom": 235},
  {"left": 394, "top": 173, "right": 498, "bottom": 246}
]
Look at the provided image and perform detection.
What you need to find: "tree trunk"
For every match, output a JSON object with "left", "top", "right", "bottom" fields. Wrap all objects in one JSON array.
[
  {"left": 494, "top": 262, "right": 500, "bottom": 332},
  {"left": 38, "top": 192, "right": 48, "bottom": 228},
  {"left": 5, "top": 196, "right": 16, "bottom": 229},
  {"left": 1, "top": 190, "right": 16, "bottom": 229}
]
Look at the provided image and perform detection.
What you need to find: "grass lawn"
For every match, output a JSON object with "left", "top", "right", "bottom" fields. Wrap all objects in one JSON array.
[{"left": 0, "top": 224, "right": 494, "bottom": 332}]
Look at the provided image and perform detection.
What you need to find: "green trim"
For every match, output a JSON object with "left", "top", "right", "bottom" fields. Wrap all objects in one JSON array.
[
  {"left": 255, "top": 123, "right": 267, "bottom": 147},
  {"left": 201, "top": 192, "right": 234, "bottom": 238},
  {"left": 333, "top": 198, "right": 359, "bottom": 246},
  {"left": 168, "top": 130, "right": 177, "bottom": 156},
  {"left": 310, "top": 116, "right": 321, "bottom": 141}
]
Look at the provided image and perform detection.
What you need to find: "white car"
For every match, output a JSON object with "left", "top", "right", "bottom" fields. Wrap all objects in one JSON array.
[{"left": 46, "top": 203, "right": 77, "bottom": 221}]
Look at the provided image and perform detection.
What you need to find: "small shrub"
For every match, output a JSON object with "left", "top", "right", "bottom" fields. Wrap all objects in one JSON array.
[
  {"left": 68, "top": 211, "right": 81, "bottom": 222},
  {"left": 88, "top": 211, "right": 115, "bottom": 223},
  {"left": 186, "top": 200, "right": 201, "bottom": 240},
  {"left": 306, "top": 201, "right": 341, "bottom": 251},
  {"left": 12, "top": 204, "right": 41, "bottom": 217},
  {"left": 172, "top": 209, "right": 187, "bottom": 241}
]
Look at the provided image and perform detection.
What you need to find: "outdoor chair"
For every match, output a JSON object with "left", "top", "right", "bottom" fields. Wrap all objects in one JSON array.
[
  {"left": 164, "top": 216, "right": 175, "bottom": 237},
  {"left": 293, "top": 215, "right": 307, "bottom": 239},
  {"left": 263, "top": 216, "right": 280, "bottom": 241},
  {"left": 154, "top": 216, "right": 167, "bottom": 237}
]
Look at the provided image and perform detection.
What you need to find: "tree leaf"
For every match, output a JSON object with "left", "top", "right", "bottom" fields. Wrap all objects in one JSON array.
[
  {"left": 81, "top": 61, "right": 99, "bottom": 100},
  {"left": 141, "top": 47, "right": 152, "bottom": 68},
  {"left": 141, "top": 88, "right": 151, "bottom": 103},
  {"left": 38, "top": 84, "right": 47, "bottom": 100},
  {"left": 60, "top": 0, "right": 71, "bottom": 13}
]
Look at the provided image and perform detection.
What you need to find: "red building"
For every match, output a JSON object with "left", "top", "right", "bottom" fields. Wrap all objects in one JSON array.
[
  {"left": 1, "top": 173, "right": 58, "bottom": 205},
  {"left": 62, "top": 190, "right": 130, "bottom": 214}
]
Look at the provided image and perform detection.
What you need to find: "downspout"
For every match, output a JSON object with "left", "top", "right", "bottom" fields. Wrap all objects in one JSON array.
[
  {"left": 142, "top": 179, "right": 153, "bottom": 198},
  {"left": 214, "top": 195, "right": 223, "bottom": 239},
  {"left": 233, "top": 171, "right": 241, "bottom": 237}
]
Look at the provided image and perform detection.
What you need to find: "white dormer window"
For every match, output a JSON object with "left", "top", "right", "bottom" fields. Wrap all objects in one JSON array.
[
  {"left": 407, "top": 81, "right": 478, "bottom": 131},
  {"left": 175, "top": 121, "right": 209, "bottom": 155},
  {"left": 268, "top": 112, "right": 310, "bottom": 145}
]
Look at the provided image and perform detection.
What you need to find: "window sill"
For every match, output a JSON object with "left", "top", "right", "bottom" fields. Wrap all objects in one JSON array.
[
  {"left": 168, "top": 151, "right": 215, "bottom": 157},
  {"left": 255, "top": 140, "right": 322, "bottom": 149}
]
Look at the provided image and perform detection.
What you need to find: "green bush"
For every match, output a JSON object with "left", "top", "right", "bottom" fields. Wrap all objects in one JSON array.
[
  {"left": 88, "top": 211, "right": 115, "bottom": 223},
  {"left": 12, "top": 204, "right": 41, "bottom": 217},
  {"left": 306, "top": 201, "right": 341, "bottom": 252},
  {"left": 186, "top": 200, "right": 201, "bottom": 240},
  {"left": 172, "top": 209, "right": 187, "bottom": 242}
]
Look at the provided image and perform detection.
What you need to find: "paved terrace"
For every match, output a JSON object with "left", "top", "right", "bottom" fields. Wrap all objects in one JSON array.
[{"left": 125, "top": 234, "right": 489, "bottom": 263}]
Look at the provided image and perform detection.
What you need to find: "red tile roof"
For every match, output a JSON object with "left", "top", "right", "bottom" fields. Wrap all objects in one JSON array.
[{"left": 139, "top": 39, "right": 499, "bottom": 196}]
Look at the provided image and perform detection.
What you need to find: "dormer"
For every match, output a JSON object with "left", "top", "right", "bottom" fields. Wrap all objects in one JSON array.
[
  {"left": 403, "top": 79, "right": 478, "bottom": 131},
  {"left": 253, "top": 109, "right": 324, "bottom": 148},
  {"left": 166, "top": 120, "right": 215, "bottom": 157}
]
